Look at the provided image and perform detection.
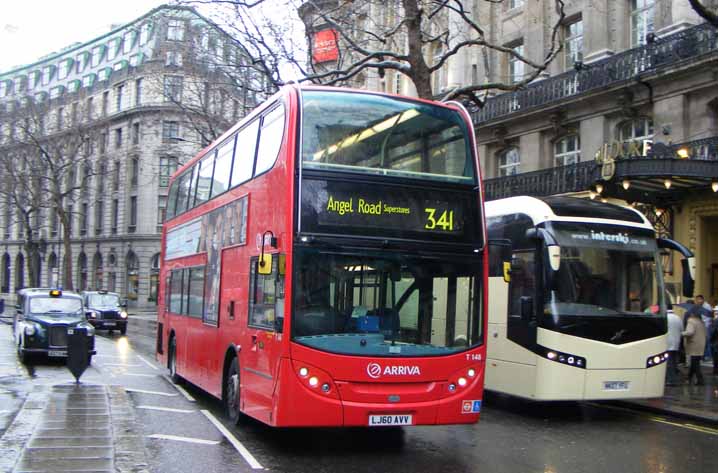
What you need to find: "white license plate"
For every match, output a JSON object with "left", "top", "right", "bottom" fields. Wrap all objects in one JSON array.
[
  {"left": 104, "top": 322, "right": 116, "bottom": 326},
  {"left": 368, "top": 414, "right": 412, "bottom": 426},
  {"left": 48, "top": 350, "right": 67, "bottom": 357},
  {"left": 603, "top": 381, "right": 629, "bottom": 391}
]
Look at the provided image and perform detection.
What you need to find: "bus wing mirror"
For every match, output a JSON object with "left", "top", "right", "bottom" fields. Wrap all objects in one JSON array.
[
  {"left": 258, "top": 253, "right": 273, "bottom": 275},
  {"left": 520, "top": 296, "right": 534, "bottom": 322},
  {"left": 657, "top": 238, "right": 695, "bottom": 297}
]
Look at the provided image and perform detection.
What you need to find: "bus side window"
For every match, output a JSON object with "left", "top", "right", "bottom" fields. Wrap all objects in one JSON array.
[
  {"left": 508, "top": 252, "right": 535, "bottom": 317},
  {"left": 248, "top": 255, "right": 285, "bottom": 332}
]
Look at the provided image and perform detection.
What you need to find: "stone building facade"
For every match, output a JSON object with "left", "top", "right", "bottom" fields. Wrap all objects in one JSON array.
[
  {"left": 300, "top": 0, "right": 718, "bottom": 303},
  {"left": 0, "top": 5, "right": 261, "bottom": 308}
]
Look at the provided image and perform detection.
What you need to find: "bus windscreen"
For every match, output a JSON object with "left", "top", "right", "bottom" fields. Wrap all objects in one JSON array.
[{"left": 300, "top": 91, "right": 475, "bottom": 184}]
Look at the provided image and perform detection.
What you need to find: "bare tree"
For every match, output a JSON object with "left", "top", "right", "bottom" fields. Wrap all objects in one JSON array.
[
  {"left": 182, "top": 0, "right": 567, "bottom": 106},
  {"left": 0, "top": 100, "right": 102, "bottom": 290},
  {"left": 689, "top": 0, "right": 718, "bottom": 27}
]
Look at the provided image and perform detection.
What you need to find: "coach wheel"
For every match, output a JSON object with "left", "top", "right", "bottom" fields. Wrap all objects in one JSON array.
[
  {"left": 225, "top": 358, "right": 241, "bottom": 425},
  {"left": 168, "top": 336, "right": 181, "bottom": 383}
]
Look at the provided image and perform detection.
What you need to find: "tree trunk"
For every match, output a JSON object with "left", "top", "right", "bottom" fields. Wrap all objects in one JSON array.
[{"left": 402, "top": 0, "right": 434, "bottom": 100}]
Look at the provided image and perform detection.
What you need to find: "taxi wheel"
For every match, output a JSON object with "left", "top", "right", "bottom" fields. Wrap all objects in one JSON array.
[
  {"left": 87, "top": 354, "right": 93, "bottom": 365},
  {"left": 108, "top": 329, "right": 114, "bottom": 335},
  {"left": 224, "top": 358, "right": 241, "bottom": 425},
  {"left": 17, "top": 341, "right": 30, "bottom": 364},
  {"left": 120, "top": 325, "right": 127, "bottom": 336}
]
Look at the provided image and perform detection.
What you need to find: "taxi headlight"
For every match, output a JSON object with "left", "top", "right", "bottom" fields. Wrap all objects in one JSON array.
[
  {"left": 24, "top": 324, "right": 37, "bottom": 336},
  {"left": 120, "top": 311, "right": 128, "bottom": 319},
  {"left": 86, "top": 326, "right": 95, "bottom": 336}
]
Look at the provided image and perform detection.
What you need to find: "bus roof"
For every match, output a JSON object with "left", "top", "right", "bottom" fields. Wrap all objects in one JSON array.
[{"left": 485, "top": 196, "right": 652, "bottom": 230}]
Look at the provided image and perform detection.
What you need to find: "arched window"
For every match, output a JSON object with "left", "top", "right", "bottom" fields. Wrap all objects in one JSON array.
[
  {"left": 149, "top": 253, "right": 161, "bottom": 303},
  {"left": 619, "top": 117, "right": 653, "bottom": 143},
  {"left": 497, "top": 147, "right": 521, "bottom": 176},
  {"left": 1, "top": 253, "right": 10, "bottom": 293},
  {"left": 554, "top": 135, "right": 581, "bottom": 166},
  {"left": 78, "top": 252, "right": 88, "bottom": 291},
  {"left": 93, "top": 253, "right": 104, "bottom": 290},
  {"left": 15, "top": 253, "right": 25, "bottom": 291},
  {"left": 126, "top": 251, "right": 139, "bottom": 301},
  {"left": 108, "top": 253, "right": 117, "bottom": 292}
]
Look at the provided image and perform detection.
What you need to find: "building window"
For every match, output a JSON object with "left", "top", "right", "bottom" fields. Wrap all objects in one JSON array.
[
  {"left": 95, "top": 200, "right": 104, "bottom": 235},
  {"left": 619, "top": 117, "right": 654, "bottom": 143},
  {"left": 163, "top": 75, "right": 183, "bottom": 102},
  {"left": 58, "top": 59, "right": 72, "bottom": 80},
  {"left": 129, "top": 196, "right": 138, "bottom": 229},
  {"left": 140, "top": 23, "right": 153, "bottom": 45},
  {"left": 85, "top": 97, "right": 93, "bottom": 121},
  {"left": 554, "top": 135, "right": 581, "bottom": 166},
  {"left": 111, "top": 199, "right": 119, "bottom": 234},
  {"left": 123, "top": 31, "right": 136, "bottom": 54},
  {"left": 167, "top": 19, "right": 185, "bottom": 41},
  {"left": 116, "top": 84, "right": 124, "bottom": 112},
  {"left": 113, "top": 161, "right": 120, "bottom": 191},
  {"left": 130, "top": 157, "right": 139, "bottom": 186},
  {"left": 631, "top": 0, "right": 655, "bottom": 46},
  {"left": 564, "top": 18, "right": 583, "bottom": 69},
  {"left": 57, "top": 107, "right": 64, "bottom": 131},
  {"left": 102, "top": 91, "right": 109, "bottom": 116},
  {"left": 42, "top": 66, "right": 54, "bottom": 86},
  {"left": 80, "top": 202, "right": 88, "bottom": 235},
  {"left": 158, "top": 195, "right": 167, "bottom": 224},
  {"left": 498, "top": 147, "right": 521, "bottom": 176},
  {"left": 160, "top": 156, "right": 178, "bottom": 187},
  {"left": 76, "top": 52, "right": 89, "bottom": 73},
  {"left": 91, "top": 46, "right": 105, "bottom": 67},
  {"left": 132, "top": 123, "right": 140, "bottom": 145},
  {"left": 107, "top": 38, "right": 121, "bottom": 61},
  {"left": 166, "top": 51, "right": 183, "bottom": 67},
  {"left": 135, "top": 78, "right": 143, "bottom": 106},
  {"left": 509, "top": 44, "right": 524, "bottom": 84},
  {"left": 162, "top": 121, "right": 180, "bottom": 142},
  {"left": 99, "top": 132, "right": 107, "bottom": 154},
  {"left": 508, "top": 0, "right": 524, "bottom": 9},
  {"left": 115, "top": 128, "right": 123, "bottom": 149}
]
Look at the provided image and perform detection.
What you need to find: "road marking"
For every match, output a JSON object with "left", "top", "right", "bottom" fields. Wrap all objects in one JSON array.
[
  {"left": 137, "top": 355, "right": 159, "bottom": 370},
  {"left": 162, "top": 375, "right": 196, "bottom": 402},
  {"left": 147, "top": 434, "right": 220, "bottom": 445},
  {"left": 587, "top": 402, "right": 718, "bottom": 436},
  {"left": 0, "top": 410, "right": 11, "bottom": 415},
  {"left": 100, "top": 363, "right": 143, "bottom": 367},
  {"left": 137, "top": 405, "right": 196, "bottom": 414},
  {"left": 120, "top": 373, "right": 159, "bottom": 378},
  {"left": 125, "top": 388, "right": 178, "bottom": 397},
  {"left": 201, "top": 410, "right": 263, "bottom": 470}
]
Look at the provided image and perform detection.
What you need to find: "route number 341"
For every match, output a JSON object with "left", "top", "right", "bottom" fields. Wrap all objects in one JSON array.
[{"left": 424, "top": 208, "right": 454, "bottom": 231}]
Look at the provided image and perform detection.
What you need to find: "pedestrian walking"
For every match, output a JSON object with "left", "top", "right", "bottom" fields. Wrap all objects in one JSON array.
[
  {"left": 665, "top": 304, "right": 682, "bottom": 386},
  {"left": 682, "top": 305, "right": 707, "bottom": 385},
  {"left": 695, "top": 295, "right": 713, "bottom": 361}
]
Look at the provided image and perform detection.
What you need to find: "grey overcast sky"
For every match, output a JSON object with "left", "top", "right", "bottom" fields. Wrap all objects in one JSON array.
[{"left": 0, "top": 0, "right": 166, "bottom": 73}]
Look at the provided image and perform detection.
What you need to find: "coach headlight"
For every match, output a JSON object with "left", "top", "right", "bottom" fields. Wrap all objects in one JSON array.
[
  {"left": 646, "top": 352, "right": 669, "bottom": 368},
  {"left": 540, "top": 346, "right": 587, "bottom": 369}
]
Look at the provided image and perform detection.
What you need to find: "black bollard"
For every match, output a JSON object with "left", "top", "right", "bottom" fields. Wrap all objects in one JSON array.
[{"left": 66, "top": 327, "right": 90, "bottom": 383}]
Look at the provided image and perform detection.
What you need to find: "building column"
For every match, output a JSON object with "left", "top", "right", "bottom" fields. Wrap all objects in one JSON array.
[{"left": 584, "top": 0, "right": 615, "bottom": 62}]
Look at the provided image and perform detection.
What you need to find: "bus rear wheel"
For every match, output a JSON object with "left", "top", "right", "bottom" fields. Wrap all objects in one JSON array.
[{"left": 225, "top": 358, "right": 241, "bottom": 425}]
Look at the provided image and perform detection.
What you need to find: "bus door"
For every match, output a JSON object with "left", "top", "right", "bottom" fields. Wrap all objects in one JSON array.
[{"left": 242, "top": 255, "right": 285, "bottom": 422}]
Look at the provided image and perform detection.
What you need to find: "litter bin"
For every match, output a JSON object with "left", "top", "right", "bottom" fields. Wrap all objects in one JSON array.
[{"left": 66, "top": 327, "right": 90, "bottom": 382}]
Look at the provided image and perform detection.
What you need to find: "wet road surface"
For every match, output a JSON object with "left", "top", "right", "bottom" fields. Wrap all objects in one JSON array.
[{"left": 1, "top": 314, "right": 716, "bottom": 473}]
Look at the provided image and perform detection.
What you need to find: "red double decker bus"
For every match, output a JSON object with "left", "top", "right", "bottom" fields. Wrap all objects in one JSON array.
[{"left": 157, "top": 85, "right": 488, "bottom": 427}]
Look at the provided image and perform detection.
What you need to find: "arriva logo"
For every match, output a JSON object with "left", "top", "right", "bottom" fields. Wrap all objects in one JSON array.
[{"left": 366, "top": 362, "right": 421, "bottom": 379}]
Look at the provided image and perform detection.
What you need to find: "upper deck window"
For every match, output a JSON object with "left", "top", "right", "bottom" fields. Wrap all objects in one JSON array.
[{"left": 301, "top": 91, "right": 475, "bottom": 184}]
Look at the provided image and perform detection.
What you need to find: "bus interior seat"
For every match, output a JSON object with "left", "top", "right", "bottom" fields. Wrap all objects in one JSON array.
[{"left": 293, "top": 305, "right": 345, "bottom": 336}]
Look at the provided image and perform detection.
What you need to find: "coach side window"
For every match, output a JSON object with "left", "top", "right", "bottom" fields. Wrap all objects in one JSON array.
[
  {"left": 254, "top": 105, "right": 285, "bottom": 176},
  {"left": 248, "top": 255, "right": 285, "bottom": 332},
  {"left": 231, "top": 119, "right": 259, "bottom": 188}
]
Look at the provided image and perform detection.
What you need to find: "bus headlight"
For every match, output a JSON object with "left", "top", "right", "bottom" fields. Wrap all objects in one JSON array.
[
  {"left": 539, "top": 346, "right": 586, "bottom": 369},
  {"left": 646, "top": 352, "right": 669, "bottom": 368}
]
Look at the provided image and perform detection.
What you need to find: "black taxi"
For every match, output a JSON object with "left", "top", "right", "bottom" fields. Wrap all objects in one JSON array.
[
  {"left": 81, "top": 290, "right": 128, "bottom": 335},
  {"left": 13, "top": 288, "right": 96, "bottom": 364}
]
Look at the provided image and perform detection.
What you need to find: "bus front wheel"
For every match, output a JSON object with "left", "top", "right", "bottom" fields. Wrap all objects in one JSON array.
[
  {"left": 225, "top": 358, "right": 241, "bottom": 425},
  {"left": 168, "top": 336, "right": 181, "bottom": 384}
]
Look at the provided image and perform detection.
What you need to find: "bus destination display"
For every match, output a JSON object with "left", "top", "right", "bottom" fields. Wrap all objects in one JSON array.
[{"left": 300, "top": 178, "right": 479, "bottom": 243}]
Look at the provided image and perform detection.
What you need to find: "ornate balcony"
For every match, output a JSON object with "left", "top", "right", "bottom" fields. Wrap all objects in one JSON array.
[
  {"left": 472, "top": 23, "right": 718, "bottom": 126},
  {"left": 484, "top": 136, "right": 718, "bottom": 205}
]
